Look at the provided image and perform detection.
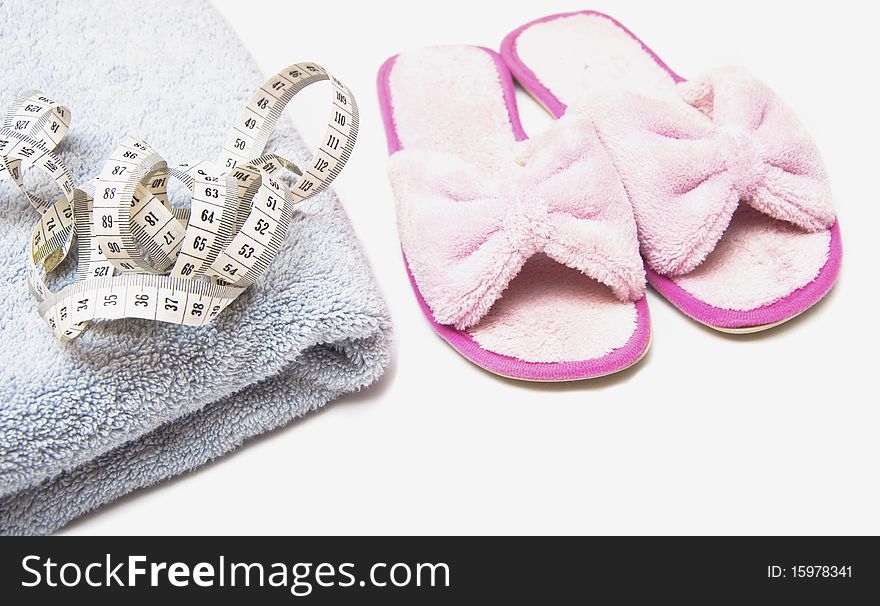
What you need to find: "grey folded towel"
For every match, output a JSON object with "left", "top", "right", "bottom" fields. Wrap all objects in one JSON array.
[{"left": 0, "top": 0, "right": 391, "bottom": 534}]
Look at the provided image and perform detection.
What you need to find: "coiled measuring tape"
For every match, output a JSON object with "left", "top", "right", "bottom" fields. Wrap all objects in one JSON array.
[{"left": 0, "top": 63, "right": 357, "bottom": 340}]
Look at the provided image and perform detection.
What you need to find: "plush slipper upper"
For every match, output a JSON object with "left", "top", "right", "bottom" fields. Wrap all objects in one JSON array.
[
  {"left": 588, "top": 66, "right": 836, "bottom": 277},
  {"left": 389, "top": 115, "right": 645, "bottom": 330}
]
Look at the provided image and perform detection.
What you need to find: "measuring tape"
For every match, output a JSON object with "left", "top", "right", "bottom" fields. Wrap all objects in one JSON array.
[{"left": 0, "top": 62, "right": 358, "bottom": 340}]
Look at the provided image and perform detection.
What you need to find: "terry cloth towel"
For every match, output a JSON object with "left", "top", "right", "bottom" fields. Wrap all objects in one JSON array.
[{"left": 0, "top": 0, "right": 391, "bottom": 534}]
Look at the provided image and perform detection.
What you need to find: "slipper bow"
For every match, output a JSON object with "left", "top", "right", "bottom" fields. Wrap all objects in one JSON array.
[
  {"left": 389, "top": 116, "right": 645, "bottom": 329},
  {"left": 592, "top": 66, "right": 836, "bottom": 277}
]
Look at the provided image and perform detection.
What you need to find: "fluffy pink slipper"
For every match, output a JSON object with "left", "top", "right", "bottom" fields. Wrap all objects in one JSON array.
[
  {"left": 378, "top": 46, "right": 651, "bottom": 381},
  {"left": 501, "top": 11, "right": 842, "bottom": 333}
]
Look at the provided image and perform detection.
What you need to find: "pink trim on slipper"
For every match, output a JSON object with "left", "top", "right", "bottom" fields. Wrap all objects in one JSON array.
[
  {"left": 378, "top": 46, "right": 651, "bottom": 380},
  {"left": 500, "top": 11, "right": 842, "bottom": 330},
  {"left": 404, "top": 251, "right": 651, "bottom": 381},
  {"left": 648, "top": 220, "right": 842, "bottom": 329},
  {"left": 378, "top": 54, "right": 404, "bottom": 154}
]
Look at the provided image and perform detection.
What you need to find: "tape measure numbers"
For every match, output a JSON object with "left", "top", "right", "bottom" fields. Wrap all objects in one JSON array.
[{"left": 0, "top": 63, "right": 358, "bottom": 340}]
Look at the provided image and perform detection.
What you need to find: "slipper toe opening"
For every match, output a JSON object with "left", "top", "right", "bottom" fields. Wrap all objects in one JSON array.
[{"left": 467, "top": 254, "right": 640, "bottom": 365}]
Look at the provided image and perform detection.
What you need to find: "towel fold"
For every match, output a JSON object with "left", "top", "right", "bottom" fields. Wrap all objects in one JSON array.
[{"left": 0, "top": 0, "right": 391, "bottom": 535}]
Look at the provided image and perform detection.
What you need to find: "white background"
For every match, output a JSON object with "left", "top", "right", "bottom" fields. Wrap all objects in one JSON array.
[{"left": 64, "top": 0, "right": 880, "bottom": 535}]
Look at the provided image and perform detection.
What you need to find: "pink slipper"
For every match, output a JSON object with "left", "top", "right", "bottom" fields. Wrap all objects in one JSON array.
[
  {"left": 501, "top": 11, "right": 842, "bottom": 333},
  {"left": 377, "top": 46, "right": 651, "bottom": 381}
]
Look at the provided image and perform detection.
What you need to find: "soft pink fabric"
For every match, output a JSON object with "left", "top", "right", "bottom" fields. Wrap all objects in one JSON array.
[
  {"left": 403, "top": 251, "right": 652, "bottom": 381},
  {"left": 673, "top": 206, "right": 832, "bottom": 311},
  {"left": 500, "top": 12, "right": 841, "bottom": 328},
  {"left": 591, "top": 66, "right": 836, "bottom": 277},
  {"left": 647, "top": 221, "right": 841, "bottom": 329},
  {"left": 380, "top": 46, "right": 651, "bottom": 380},
  {"left": 469, "top": 254, "right": 639, "bottom": 362},
  {"left": 388, "top": 113, "right": 645, "bottom": 330}
]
